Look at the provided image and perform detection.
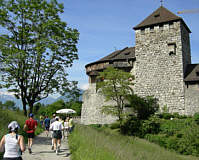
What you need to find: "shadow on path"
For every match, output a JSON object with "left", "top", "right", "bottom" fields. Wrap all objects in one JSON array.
[{"left": 22, "top": 132, "right": 71, "bottom": 160}]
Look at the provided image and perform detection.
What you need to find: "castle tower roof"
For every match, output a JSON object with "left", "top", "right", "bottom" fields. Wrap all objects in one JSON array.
[{"left": 133, "top": 6, "right": 191, "bottom": 33}]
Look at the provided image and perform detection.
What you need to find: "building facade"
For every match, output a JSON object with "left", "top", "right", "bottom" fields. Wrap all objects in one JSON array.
[{"left": 81, "top": 6, "right": 199, "bottom": 125}]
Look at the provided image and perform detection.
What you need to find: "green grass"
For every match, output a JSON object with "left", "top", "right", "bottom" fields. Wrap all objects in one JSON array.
[{"left": 68, "top": 124, "right": 199, "bottom": 160}]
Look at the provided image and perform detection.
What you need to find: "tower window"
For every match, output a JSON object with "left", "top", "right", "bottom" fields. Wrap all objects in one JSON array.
[
  {"left": 141, "top": 28, "right": 145, "bottom": 34},
  {"left": 196, "top": 72, "right": 199, "bottom": 76},
  {"left": 159, "top": 24, "right": 163, "bottom": 31},
  {"left": 168, "top": 43, "right": 176, "bottom": 55},
  {"left": 154, "top": 14, "right": 160, "bottom": 18},
  {"left": 150, "top": 26, "right": 154, "bottom": 32}
]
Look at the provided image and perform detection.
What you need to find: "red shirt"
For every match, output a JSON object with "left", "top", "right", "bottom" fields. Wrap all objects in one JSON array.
[{"left": 25, "top": 118, "right": 37, "bottom": 133}]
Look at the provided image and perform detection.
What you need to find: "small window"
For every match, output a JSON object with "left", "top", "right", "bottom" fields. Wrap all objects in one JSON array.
[
  {"left": 196, "top": 72, "right": 199, "bottom": 76},
  {"left": 159, "top": 24, "right": 163, "bottom": 31},
  {"left": 168, "top": 43, "right": 176, "bottom": 55},
  {"left": 125, "top": 52, "right": 130, "bottom": 55},
  {"left": 141, "top": 28, "right": 145, "bottom": 34},
  {"left": 154, "top": 14, "right": 160, "bottom": 18},
  {"left": 150, "top": 26, "right": 154, "bottom": 32},
  {"left": 169, "top": 22, "right": 174, "bottom": 29}
]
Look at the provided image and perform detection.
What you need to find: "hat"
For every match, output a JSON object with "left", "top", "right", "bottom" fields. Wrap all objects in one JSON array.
[
  {"left": 55, "top": 116, "right": 59, "bottom": 120},
  {"left": 29, "top": 113, "right": 34, "bottom": 117},
  {"left": 53, "top": 114, "right": 56, "bottom": 117},
  {"left": 8, "top": 121, "right": 20, "bottom": 131}
]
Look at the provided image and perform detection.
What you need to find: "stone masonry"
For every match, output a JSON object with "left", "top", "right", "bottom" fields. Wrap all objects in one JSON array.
[{"left": 81, "top": 6, "right": 199, "bottom": 125}]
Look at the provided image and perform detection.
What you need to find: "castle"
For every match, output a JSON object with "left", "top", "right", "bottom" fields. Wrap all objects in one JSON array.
[{"left": 81, "top": 6, "right": 199, "bottom": 125}]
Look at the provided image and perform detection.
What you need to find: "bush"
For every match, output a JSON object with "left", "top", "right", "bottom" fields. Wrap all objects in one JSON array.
[
  {"left": 126, "top": 94, "right": 159, "bottom": 120},
  {"left": 110, "top": 122, "right": 120, "bottom": 129},
  {"left": 120, "top": 115, "right": 141, "bottom": 136},
  {"left": 141, "top": 115, "right": 160, "bottom": 136},
  {"left": 193, "top": 113, "right": 199, "bottom": 125}
]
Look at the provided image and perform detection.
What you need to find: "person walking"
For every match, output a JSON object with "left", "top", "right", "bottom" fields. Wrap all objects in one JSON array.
[
  {"left": 68, "top": 116, "right": 74, "bottom": 133},
  {"left": 39, "top": 115, "right": 44, "bottom": 128},
  {"left": 0, "top": 121, "right": 26, "bottom": 160},
  {"left": 43, "top": 116, "right": 51, "bottom": 137},
  {"left": 50, "top": 113, "right": 56, "bottom": 150},
  {"left": 50, "top": 116, "right": 63, "bottom": 155},
  {"left": 24, "top": 113, "right": 37, "bottom": 154},
  {"left": 63, "top": 117, "right": 69, "bottom": 138}
]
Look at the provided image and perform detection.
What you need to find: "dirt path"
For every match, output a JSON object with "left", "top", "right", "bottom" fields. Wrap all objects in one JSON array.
[{"left": 22, "top": 132, "right": 71, "bottom": 160}]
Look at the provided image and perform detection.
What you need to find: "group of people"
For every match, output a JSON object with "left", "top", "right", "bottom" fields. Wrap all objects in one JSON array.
[{"left": 0, "top": 113, "right": 74, "bottom": 160}]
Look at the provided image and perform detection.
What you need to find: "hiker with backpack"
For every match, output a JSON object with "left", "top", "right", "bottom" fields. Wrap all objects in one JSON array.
[
  {"left": 0, "top": 121, "right": 26, "bottom": 160},
  {"left": 23, "top": 113, "right": 37, "bottom": 154}
]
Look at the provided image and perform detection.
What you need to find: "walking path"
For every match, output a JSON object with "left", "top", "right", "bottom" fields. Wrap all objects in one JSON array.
[{"left": 22, "top": 132, "right": 71, "bottom": 160}]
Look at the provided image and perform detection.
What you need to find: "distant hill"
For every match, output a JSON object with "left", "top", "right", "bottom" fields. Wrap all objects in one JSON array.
[
  {"left": 56, "top": 89, "right": 83, "bottom": 102},
  {"left": 0, "top": 93, "right": 56, "bottom": 108},
  {"left": 0, "top": 89, "right": 84, "bottom": 108}
]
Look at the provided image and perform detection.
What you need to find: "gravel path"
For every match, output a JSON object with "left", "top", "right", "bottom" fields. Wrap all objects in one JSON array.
[{"left": 22, "top": 132, "right": 71, "bottom": 160}]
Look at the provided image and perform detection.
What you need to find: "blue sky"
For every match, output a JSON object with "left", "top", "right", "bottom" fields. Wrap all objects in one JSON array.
[
  {"left": 0, "top": 0, "right": 198, "bottom": 97},
  {"left": 59, "top": 0, "right": 199, "bottom": 91}
]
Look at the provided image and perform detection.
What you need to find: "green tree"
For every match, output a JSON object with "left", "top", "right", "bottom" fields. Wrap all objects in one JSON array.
[
  {"left": 0, "top": 0, "right": 79, "bottom": 116},
  {"left": 97, "top": 66, "right": 134, "bottom": 127},
  {"left": 3, "top": 100, "right": 17, "bottom": 110}
]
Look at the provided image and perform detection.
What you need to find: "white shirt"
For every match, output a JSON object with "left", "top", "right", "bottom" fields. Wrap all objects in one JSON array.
[
  {"left": 4, "top": 134, "right": 21, "bottom": 158},
  {"left": 50, "top": 121, "right": 63, "bottom": 131}
]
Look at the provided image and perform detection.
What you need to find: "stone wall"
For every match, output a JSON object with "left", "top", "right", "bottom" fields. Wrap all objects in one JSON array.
[
  {"left": 185, "top": 84, "right": 199, "bottom": 115},
  {"left": 133, "top": 21, "right": 190, "bottom": 114},
  {"left": 81, "top": 83, "right": 117, "bottom": 125}
]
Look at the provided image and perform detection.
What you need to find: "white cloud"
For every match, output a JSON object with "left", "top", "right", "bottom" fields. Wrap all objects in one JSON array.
[
  {"left": 0, "top": 90, "right": 15, "bottom": 96},
  {"left": 80, "top": 83, "right": 89, "bottom": 90}
]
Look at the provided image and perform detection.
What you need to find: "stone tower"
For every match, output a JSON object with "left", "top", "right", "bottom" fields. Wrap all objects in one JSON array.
[
  {"left": 81, "top": 6, "right": 199, "bottom": 125},
  {"left": 133, "top": 6, "right": 191, "bottom": 114}
]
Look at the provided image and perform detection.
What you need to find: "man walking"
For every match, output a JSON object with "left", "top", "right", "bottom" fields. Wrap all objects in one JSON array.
[
  {"left": 50, "top": 116, "right": 63, "bottom": 155},
  {"left": 50, "top": 113, "right": 56, "bottom": 150},
  {"left": 43, "top": 116, "right": 51, "bottom": 137},
  {"left": 24, "top": 113, "right": 37, "bottom": 154}
]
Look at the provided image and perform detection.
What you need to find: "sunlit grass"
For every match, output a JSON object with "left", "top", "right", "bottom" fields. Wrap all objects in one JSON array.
[{"left": 68, "top": 124, "right": 199, "bottom": 160}]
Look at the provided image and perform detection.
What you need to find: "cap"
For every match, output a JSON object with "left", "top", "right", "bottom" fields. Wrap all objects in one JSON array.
[
  {"left": 53, "top": 114, "right": 56, "bottom": 117},
  {"left": 29, "top": 113, "right": 34, "bottom": 117},
  {"left": 55, "top": 116, "right": 59, "bottom": 120},
  {"left": 8, "top": 121, "right": 20, "bottom": 131}
]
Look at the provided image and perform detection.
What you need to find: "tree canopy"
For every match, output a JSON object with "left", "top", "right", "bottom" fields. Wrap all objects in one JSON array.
[{"left": 0, "top": 0, "right": 79, "bottom": 115}]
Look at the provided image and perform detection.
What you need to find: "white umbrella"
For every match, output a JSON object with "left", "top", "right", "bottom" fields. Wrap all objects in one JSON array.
[{"left": 56, "top": 108, "right": 76, "bottom": 114}]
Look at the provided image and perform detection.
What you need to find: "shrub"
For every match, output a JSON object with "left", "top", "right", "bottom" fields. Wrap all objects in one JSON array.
[
  {"left": 141, "top": 115, "right": 160, "bottom": 136},
  {"left": 193, "top": 113, "right": 199, "bottom": 125},
  {"left": 120, "top": 115, "right": 141, "bottom": 136},
  {"left": 126, "top": 94, "right": 159, "bottom": 120},
  {"left": 110, "top": 122, "right": 120, "bottom": 129}
]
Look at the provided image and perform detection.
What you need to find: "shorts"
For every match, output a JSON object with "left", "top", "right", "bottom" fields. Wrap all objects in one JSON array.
[
  {"left": 3, "top": 157, "right": 22, "bottom": 160},
  {"left": 52, "top": 130, "right": 62, "bottom": 139},
  {"left": 45, "top": 126, "right": 50, "bottom": 131},
  {"left": 27, "top": 132, "right": 35, "bottom": 138}
]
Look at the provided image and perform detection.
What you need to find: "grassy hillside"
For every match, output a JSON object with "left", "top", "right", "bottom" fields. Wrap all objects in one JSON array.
[{"left": 68, "top": 124, "right": 198, "bottom": 160}]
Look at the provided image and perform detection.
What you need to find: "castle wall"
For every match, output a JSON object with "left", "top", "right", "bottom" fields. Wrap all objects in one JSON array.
[
  {"left": 133, "top": 21, "right": 187, "bottom": 114},
  {"left": 81, "top": 83, "right": 117, "bottom": 125},
  {"left": 185, "top": 84, "right": 199, "bottom": 115}
]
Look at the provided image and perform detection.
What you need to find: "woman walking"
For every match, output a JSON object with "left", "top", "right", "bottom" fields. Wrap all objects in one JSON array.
[{"left": 0, "top": 121, "right": 26, "bottom": 160}]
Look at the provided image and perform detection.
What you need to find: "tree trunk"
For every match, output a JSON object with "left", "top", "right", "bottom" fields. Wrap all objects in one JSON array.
[
  {"left": 28, "top": 102, "right": 34, "bottom": 114},
  {"left": 22, "top": 98, "right": 27, "bottom": 116}
]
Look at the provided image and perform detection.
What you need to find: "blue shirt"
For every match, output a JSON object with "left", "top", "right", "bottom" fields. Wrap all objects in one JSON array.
[{"left": 44, "top": 118, "right": 51, "bottom": 127}]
